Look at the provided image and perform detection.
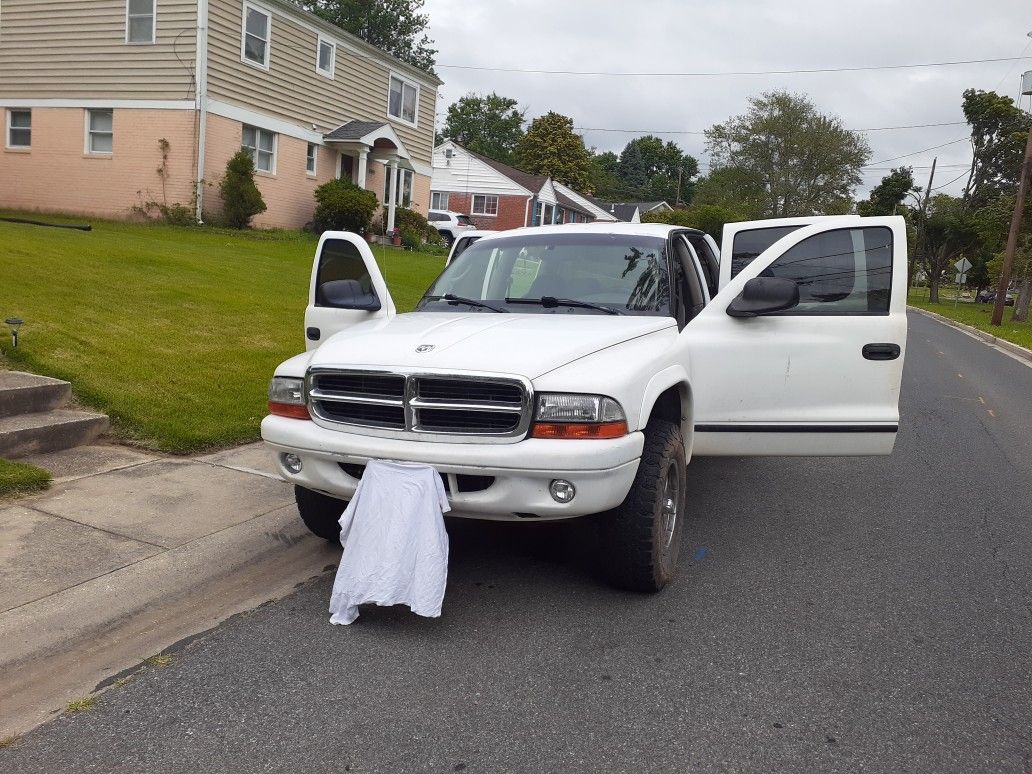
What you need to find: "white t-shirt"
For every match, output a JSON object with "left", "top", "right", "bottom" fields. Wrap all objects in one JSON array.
[{"left": 329, "top": 460, "right": 451, "bottom": 625}]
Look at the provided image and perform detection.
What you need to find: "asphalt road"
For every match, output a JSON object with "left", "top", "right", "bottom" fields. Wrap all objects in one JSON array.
[{"left": 5, "top": 311, "right": 1032, "bottom": 774}]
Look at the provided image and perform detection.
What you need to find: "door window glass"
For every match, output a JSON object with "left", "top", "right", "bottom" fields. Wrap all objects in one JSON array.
[
  {"left": 316, "top": 239, "right": 374, "bottom": 307},
  {"left": 762, "top": 227, "right": 893, "bottom": 315},
  {"left": 731, "top": 225, "right": 802, "bottom": 279}
]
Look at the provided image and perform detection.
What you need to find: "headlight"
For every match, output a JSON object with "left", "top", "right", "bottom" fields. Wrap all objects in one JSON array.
[
  {"left": 268, "top": 376, "right": 310, "bottom": 420},
  {"left": 532, "top": 393, "right": 627, "bottom": 439}
]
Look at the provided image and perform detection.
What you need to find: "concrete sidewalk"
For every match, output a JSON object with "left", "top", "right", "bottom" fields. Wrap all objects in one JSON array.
[{"left": 0, "top": 442, "right": 338, "bottom": 737}]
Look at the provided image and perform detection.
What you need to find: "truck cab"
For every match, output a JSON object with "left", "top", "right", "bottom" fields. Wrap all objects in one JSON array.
[{"left": 263, "top": 218, "right": 908, "bottom": 591}]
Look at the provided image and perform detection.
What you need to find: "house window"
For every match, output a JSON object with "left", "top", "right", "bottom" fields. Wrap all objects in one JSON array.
[
  {"left": 388, "top": 75, "right": 418, "bottom": 125},
  {"left": 242, "top": 124, "right": 276, "bottom": 173},
  {"left": 430, "top": 191, "right": 449, "bottom": 210},
  {"left": 317, "top": 38, "right": 335, "bottom": 77},
  {"left": 6, "top": 109, "right": 31, "bottom": 149},
  {"left": 86, "top": 109, "right": 113, "bottom": 154},
  {"left": 472, "top": 194, "right": 499, "bottom": 216},
  {"left": 241, "top": 4, "right": 271, "bottom": 68},
  {"left": 384, "top": 168, "right": 413, "bottom": 208},
  {"left": 306, "top": 143, "right": 317, "bottom": 176},
  {"left": 126, "top": 0, "right": 156, "bottom": 44}
]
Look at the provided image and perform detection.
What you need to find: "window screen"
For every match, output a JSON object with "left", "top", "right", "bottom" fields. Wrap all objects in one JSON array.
[
  {"left": 730, "top": 225, "right": 802, "bottom": 280},
  {"left": 762, "top": 227, "right": 893, "bottom": 315},
  {"left": 316, "top": 239, "right": 374, "bottom": 307}
]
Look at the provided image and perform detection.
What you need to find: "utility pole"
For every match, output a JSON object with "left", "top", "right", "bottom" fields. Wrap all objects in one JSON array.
[
  {"left": 911, "top": 158, "right": 936, "bottom": 290},
  {"left": 990, "top": 127, "right": 1032, "bottom": 326}
]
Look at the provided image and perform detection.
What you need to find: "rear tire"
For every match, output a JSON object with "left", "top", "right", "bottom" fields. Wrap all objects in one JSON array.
[
  {"left": 598, "top": 419, "right": 687, "bottom": 592},
  {"left": 295, "top": 486, "right": 347, "bottom": 544},
  {"left": 442, "top": 231, "right": 455, "bottom": 247}
]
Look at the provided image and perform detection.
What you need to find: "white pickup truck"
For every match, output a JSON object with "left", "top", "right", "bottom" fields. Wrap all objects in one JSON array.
[{"left": 262, "top": 216, "right": 907, "bottom": 591}]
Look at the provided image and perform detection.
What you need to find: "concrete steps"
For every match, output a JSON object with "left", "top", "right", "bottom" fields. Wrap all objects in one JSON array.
[{"left": 0, "top": 371, "right": 109, "bottom": 459}]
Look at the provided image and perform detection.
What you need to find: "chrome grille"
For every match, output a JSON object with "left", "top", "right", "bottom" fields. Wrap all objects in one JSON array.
[{"left": 308, "top": 369, "right": 532, "bottom": 440}]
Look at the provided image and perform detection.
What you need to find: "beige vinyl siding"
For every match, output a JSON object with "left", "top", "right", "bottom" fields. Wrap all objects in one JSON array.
[
  {"left": 206, "top": 0, "right": 437, "bottom": 165},
  {"left": 0, "top": 0, "right": 198, "bottom": 100}
]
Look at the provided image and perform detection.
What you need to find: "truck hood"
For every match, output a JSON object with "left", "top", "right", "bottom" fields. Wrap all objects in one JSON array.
[{"left": 309, "top": 312, "right": 676, "bottom": 379}]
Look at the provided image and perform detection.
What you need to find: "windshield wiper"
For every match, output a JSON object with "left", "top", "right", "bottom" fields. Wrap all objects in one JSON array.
[
  {"left": 505, "top": 296, "right": 624, "bottom": 315},
  {"left": 425, "top": 294, "right": 507, "bottom": 313}
]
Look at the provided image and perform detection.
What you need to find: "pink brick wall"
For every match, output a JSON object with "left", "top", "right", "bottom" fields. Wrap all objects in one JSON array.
[{"left": 0, "top": 108, "right": 196, "bottom": 219}]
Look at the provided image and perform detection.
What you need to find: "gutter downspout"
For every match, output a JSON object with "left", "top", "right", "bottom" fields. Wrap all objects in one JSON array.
[
  {"left": 524, "top": 196, "right": 533, "bottom": 227},
  {"left": 194, "top": 0, "right": 210, "bottom": 224}
]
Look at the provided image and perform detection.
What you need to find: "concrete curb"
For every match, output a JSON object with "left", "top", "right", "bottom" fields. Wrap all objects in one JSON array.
[
  {"left": 908, "top": 306, "right": 1032, "bottom": 365},
  {"left": 0, "top": 504, "right": 339, "bottom": 736}
]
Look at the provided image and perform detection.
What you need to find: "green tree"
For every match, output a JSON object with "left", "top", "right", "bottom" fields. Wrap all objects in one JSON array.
[
  {"left": 313, "top": 178, "right": 378, "bottom": 233},
  {"left": 705, "top": 90, "right": 870, "bottom": 217},
  {"left": 692, "top": 167, "right": 768, "bottom": 220},
  {"left": 858, "top": 167, "right": 916, "bottom": 216},
  {"left": 617, "top": 135, "right": 698, "bottom": 204},
  {"left": 442, "top": 92, "right": 525, "bottom": 164},
  {"left": 294, "top": 0, "right": 436, "bottom": 73},
  {"left": 515, "top": 112, "right": 593, "bottom": 191},
  {"left": 919, "top": 194, "right": 979, "bottom": 303},
  {"left": 219, "top": 151, "right": 266, "bottom": 229},
  {"left": 961, "top": 89, "right": 1031, "bottom": 208},
  {"left": 586, "top": 150, "right": 625, "bottom": 199}
]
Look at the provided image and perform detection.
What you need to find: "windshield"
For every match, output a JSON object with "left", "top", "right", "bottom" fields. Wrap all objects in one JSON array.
[{"left": 419, "top": 232, "right": 671, "bottom": 316}]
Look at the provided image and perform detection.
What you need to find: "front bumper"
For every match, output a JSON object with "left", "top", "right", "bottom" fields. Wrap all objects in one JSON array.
[{"left": 261, "top": 415, "right": 644, "bottom": 521}]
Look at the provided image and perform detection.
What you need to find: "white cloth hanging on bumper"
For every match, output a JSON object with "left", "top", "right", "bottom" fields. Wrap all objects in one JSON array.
[{"left": 329, "top": 460, "right": 451, "bottom": 625}]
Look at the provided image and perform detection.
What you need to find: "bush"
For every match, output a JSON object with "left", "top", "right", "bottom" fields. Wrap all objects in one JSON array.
[
  {"left": 641, "top": 204, "right": 744, "bottom": 242},
  {"left": 392, "top": 207, "right": 444, "bottom": 246},
  {"left": 313, "top": 178, "right": 379, "bottom": 234},
  {"left": 220, "top": 151, "right": 267, "bottom": 229},
  {"left": 399, "top": 226, "right": 422, "bottom": 250}
]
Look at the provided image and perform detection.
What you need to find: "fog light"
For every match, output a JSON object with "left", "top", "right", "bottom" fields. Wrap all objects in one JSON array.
[
  {"left": 282, "top": 453, "right": 303, "bottom": 474},
  {"left": 549, "top": 479, "right": 576, "bottom": 503}
]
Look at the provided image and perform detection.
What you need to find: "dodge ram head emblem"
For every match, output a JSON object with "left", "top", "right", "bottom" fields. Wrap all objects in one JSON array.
[{"left": 415, "top": 344, "right": 436, "bottom": 353}]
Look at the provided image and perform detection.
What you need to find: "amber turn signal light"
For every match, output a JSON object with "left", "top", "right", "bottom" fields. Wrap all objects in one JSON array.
[
  {"left": 268, "top": 401, "right": 311, "bottom": 420},
  {"left": 531, "top": 421, "right": 628, "bottom": 439}
]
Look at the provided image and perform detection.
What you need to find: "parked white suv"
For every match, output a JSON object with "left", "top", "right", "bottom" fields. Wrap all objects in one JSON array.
[
  {"left": 428, "top": 210, "right": 476, "bottom": 245},
  {"left": 263, "top": 217, "right": 908, "bottom": 591}
]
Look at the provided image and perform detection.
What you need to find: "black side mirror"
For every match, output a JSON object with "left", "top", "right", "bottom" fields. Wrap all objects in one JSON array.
[
  {"left": 318, "top": 279, "right": 382, "bottom": 311},
  {"left": 726, "top": 277, "right": 799, "bottom": 318}
]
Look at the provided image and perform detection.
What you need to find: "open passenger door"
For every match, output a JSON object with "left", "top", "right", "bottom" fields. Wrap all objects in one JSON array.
[
  {"left": 303, "top": 231, "right": 396, "bottom": 351},
  {"left": 688, "top": 216, "right": 907, "bottom": 456}
]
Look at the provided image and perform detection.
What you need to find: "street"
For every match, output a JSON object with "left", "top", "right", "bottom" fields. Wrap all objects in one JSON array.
[{"left": 4, "top": 310, "right": 1031, "bottom": 773}]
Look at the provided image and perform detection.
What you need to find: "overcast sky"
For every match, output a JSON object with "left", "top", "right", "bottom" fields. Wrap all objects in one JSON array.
[{"left": 423, "top": 0, "right": 1032, "bottom": 197}]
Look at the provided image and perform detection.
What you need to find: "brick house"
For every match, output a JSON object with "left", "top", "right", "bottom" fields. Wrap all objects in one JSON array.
[
  {"left": 0, "top": 0, "right": 442, "bottom": 230},
  {"left": 430, "top": 141, "right": 617, "bottom": 230}
]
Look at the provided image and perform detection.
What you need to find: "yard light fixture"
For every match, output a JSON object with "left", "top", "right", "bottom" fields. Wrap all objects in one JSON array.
[{"left": 5, "top": 317, "right": 23, "bottom": 348}]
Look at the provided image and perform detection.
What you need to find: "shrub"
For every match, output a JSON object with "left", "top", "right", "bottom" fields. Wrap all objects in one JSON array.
[
  {"left": 313, "top": 178, "right": 379, "bottom": 234},
  {"left": 392, "top": 207, "right": 444, "bottom": 246},
  {"left": 220, "top": 151, "right": 267, "bottom": 229},
  {"left": 399, "top": 226, "right": 422, "bottom": 250},
  {"left": 641, "top": 204, "right": 744, "bottom": 242}
]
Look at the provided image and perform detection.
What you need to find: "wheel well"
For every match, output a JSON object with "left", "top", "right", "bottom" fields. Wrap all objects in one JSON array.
[{"left": 645, "top": 383, "right": 693, "bottom": 457}]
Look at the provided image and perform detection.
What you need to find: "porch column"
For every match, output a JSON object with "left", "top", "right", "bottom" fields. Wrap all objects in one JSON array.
[
  {"left": 386, "top": 161, "right": 399, "bottom": 234},
  {"left": 355, "top": 149, "right": 368, "bottom": 189}
]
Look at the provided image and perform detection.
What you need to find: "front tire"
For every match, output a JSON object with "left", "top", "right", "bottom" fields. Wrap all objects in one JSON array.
[
  {"left": 442, "top": 231, "right": 455, "bottom": 247},
  {"left": 295, "top": 486, "right": 347, "bottom": 544},
  {"left": 599, "top": 419, "right": 687, "bottom": 592}
]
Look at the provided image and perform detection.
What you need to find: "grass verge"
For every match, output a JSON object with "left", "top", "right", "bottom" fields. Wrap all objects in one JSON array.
[
  {"left": 908, "top": 288, "right": 1032, "bottom": 351},
  {"left": 0, "top": 215, "right": 444, "bottom": 453},
  {"left": 0, "top": 459, "right": 52, "bottom": 499}
]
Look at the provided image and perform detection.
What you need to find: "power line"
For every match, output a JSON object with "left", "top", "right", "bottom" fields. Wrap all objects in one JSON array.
[
  {"left": 436, "top": 55, "right": 1032, "bottom": 78},
  {"left": 572, "top": 120, "right": 968, "bottom": 136},
  {"left": 864, "top": 137, "right": 970, "bottom": 166},
  {"left": 930, "top": 169, "right": 972, "bottom": 190}
]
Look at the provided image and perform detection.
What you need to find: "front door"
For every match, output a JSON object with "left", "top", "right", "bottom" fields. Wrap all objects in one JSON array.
[
  {"left": 688, "top": 217, "right": 907, "bottom": 455},
  {"left": 304, "top": 232, "right": 396, "bottom": 351}
]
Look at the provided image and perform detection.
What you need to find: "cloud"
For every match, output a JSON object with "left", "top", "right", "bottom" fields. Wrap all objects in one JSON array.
[{"left": 424, "top": 0, "right": 1032, "bottom": 195}]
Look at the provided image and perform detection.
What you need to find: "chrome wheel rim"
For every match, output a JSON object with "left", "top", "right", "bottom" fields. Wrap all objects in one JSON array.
[{"left": 660, "top": 461, "right": 680, "bottom": 553}]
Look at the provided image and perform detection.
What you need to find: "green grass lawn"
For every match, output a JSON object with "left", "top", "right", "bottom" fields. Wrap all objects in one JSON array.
[
  {"left": 907, "top": 288, "right": 1032, "bottom": 351},
  {"left": 0, "top": 458, "right": 52, "bottom": 498},
  {"left": 0, "top": 215, "right": 444, "bottom": 453}
]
